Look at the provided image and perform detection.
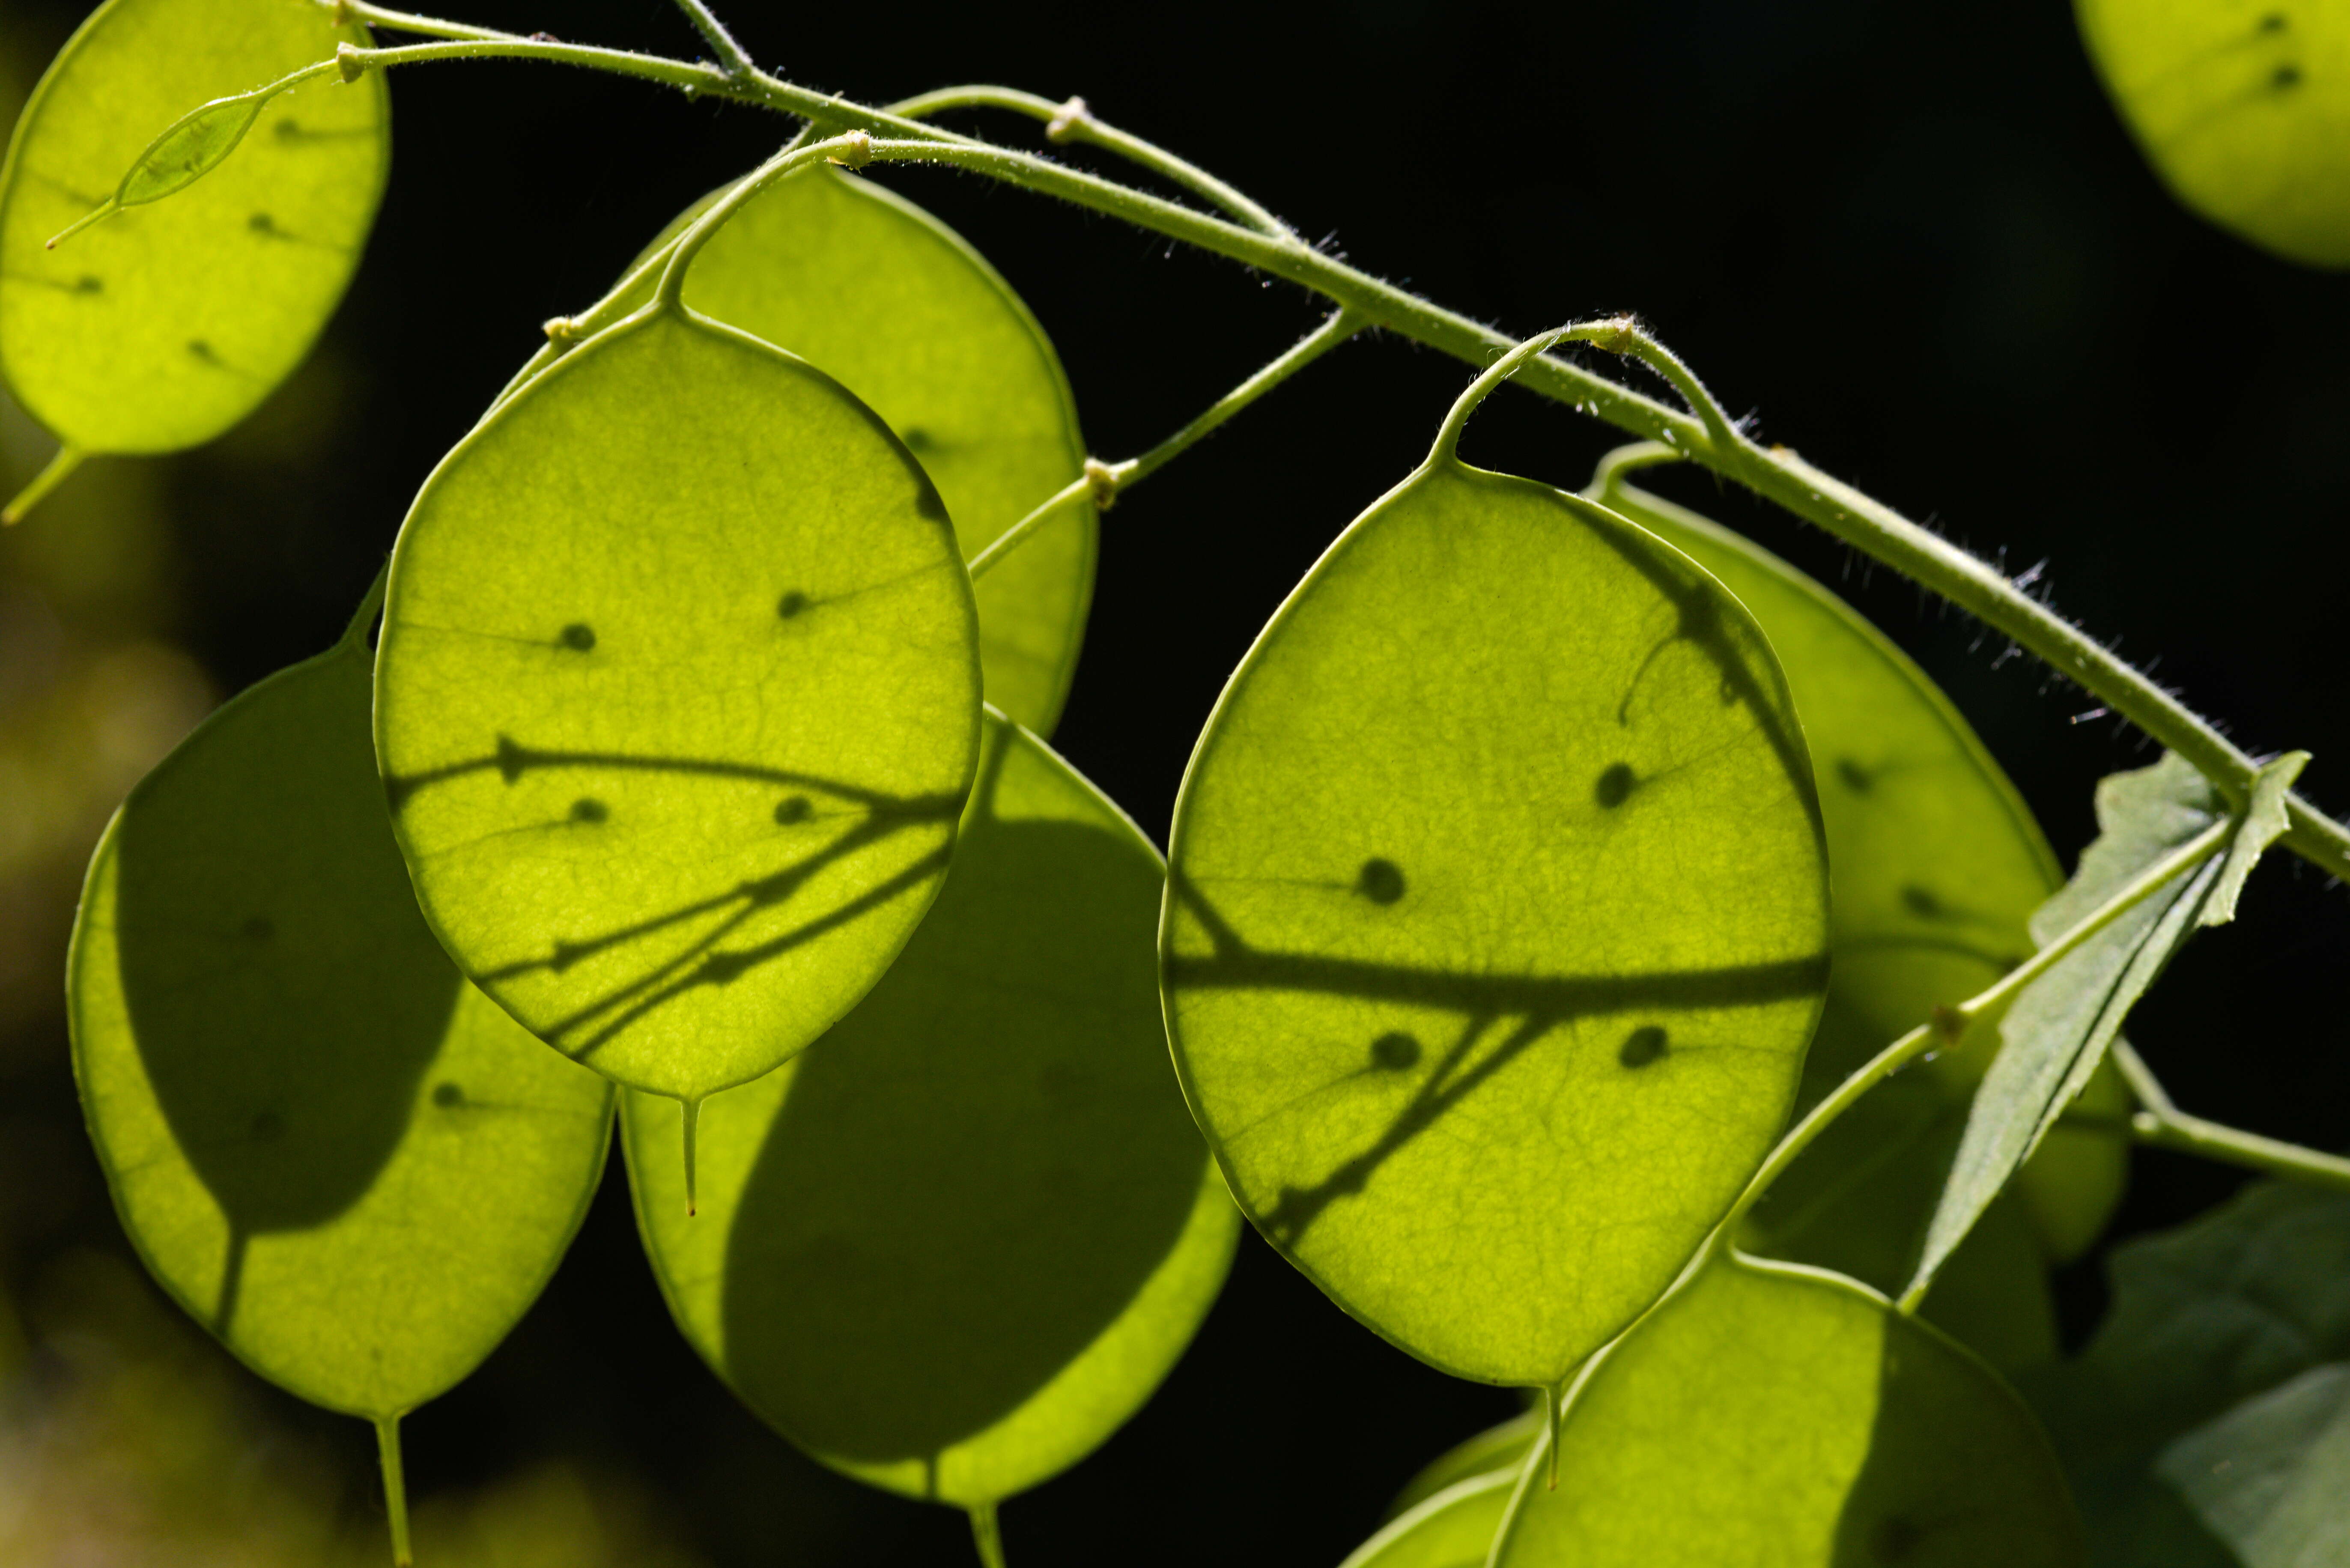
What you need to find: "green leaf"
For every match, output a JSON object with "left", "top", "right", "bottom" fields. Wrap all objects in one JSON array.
[
  {"left": 67, "top": 619, "right": 614, "bottom": 1421},
  {"left": 0, "top": 0, "right": 388, "bottom": 457},
  {"left": 513, "top": 166, "right": 1093, "bottom": 734},
  {"left": 1909, "top": 750, "right": 2302, "bottom": 1301},
  {"left": 1160, "top": 446, "right": 1829, "bottom": 1388},
  {"left": 1386, "top": 1409, "right": 1540, "bottom": 1519},
  {"left": 622, "top": 711, "right": 1236, "bottom": 1507},
  {"left": 2024, "top": 1181, "right": 2350, "bottom": 1568},
  {"left": 374, "top": 306, "right": 981, "bottom": 1109},
  {"left": 1344, "top": 1472, "right": 1516, "bottom": 1568},
  {"left": 2157, "top": 1362, "right": 2350, "bottom": 1568},
  {"left": 1494, "top": 1255, "right": 2086, "bottom": 1568},
  {"left": 2077, "top": 0, "right": 2350, "bottom": 267},
  {"left": 2202, "top": 751, "right": 2308, "bottom": 927},
  {"left": 1590, "top": 459, "right": 2114, "bottom": 1363}
]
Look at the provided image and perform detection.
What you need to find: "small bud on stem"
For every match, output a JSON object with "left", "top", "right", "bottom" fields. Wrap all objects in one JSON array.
[{"left": 1047, "top": 95, "right": 1092, "bottom": 143}]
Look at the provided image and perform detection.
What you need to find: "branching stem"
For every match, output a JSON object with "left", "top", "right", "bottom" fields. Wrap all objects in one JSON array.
[
  {"left": 656, "top": 134, "right": 864, "bottom": 307},
  {"left": 886, "top": 84, "right": 1294, "bottom": 238},
  {"left": 1718, "top": 816, "right": 2233, "bottom": 1243},
  {"left": 669, "top": 0, "right": 754, "bottom": 77},
  {"left": 321, "top": 15, "right": 2350, "bottom": 882},
  {"left": 967, "top": 307, "right": 1365, "bottom": 581},
  {"left": 2102, "top": 1041, "right": 2350, "bottom": 1192}
]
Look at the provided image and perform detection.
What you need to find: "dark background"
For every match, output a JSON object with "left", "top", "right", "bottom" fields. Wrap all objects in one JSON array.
[{"left": 2, "top": 0, "right": 2345, "bottom": 1562}]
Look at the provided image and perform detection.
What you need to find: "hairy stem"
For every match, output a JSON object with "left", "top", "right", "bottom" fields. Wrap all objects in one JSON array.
[
  {"left": 336, "top": 37, "right": 811, "bottom": 112},
  {"left": 656, "top": 134, "right": 862, "bottom": 307},
  {"left": 323, "top": 23, "right": 2350, "bottom": 878},
  {"left": 887, "top": 84, "right": 1293, "bottom": 238},
  {"left": 968, "top": 306, "right": 1366, "bottom": 581},
  {"left": 670, "top": 0, "right": 754, "bottom": 76},
  {"left": 333, "top": 0, "right": 514, "bottom": 42}
]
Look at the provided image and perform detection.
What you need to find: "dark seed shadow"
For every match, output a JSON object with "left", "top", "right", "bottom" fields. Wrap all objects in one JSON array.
[
  {"left": 113, "top": 651, "right": 456, "bottom": 1337},
  {"left": 1166, "top": 872, "right": 1828, "bottom": 1246},
  {"left": 719, "top": 760, "right": 1201, "bottom": 1466},
  {"left": 385, "top": 740, "right": 963, "bottom": 1061}
]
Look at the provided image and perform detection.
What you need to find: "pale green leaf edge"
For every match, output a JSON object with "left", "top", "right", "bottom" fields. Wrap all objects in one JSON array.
[
  {"left": 1339, "top": 1469, "right": 1518, "bottom": 1568},
  {"left": 488, "top": 167, "right": 1097, "bottom": 736},
  {"left": 375, "top": 299, "right": 982, "bottom": 1105},
  {"left": 0, "top": 0, "right": 392, "bottom": 451},
  {"left": 1600, "top": 473, "right": 2065, "bottom": 889},
  {"left": 1488, "top": 1251, "right": 2079, "bottom": 1562},
  {"left": 760, "top": 170, "right": 1095, "bottom": 734},
  {"left": 1157, "top": 454, "right": 1831, "bottom": 1389},
  {"left": 2202, "top": 750, "right": 2311, "bottom": 928},
  {"left": 63, "top": 635, "right": 615, "bottom": 1422},
  {"left": 618, "top": 703, "right": 1238, "bottom": 1505}
]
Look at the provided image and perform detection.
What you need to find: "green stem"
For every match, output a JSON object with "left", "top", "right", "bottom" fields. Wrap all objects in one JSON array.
[
  {"left": 1543, "top": 1382, "right": 1562, "bottom": 1492},
  {"left": 332, "top": 0, "right": 515, "bottom": 42},
  {"left": 669, "top": 0, "right": 753, "bottom": 76},
  {"left": 656, "top": 134, "right": 862, "bottom": 307},
  {"left": 965, "top": 477, "right": 1090, "bottom": 583},
  {"left": 968, "top": 1502, "right": 1007, "bottom": 1568},
  {"left": 3, "top": 444, "right": 84, "bottom": 525},
  {"left": 1428, "top": 316, "right": 1734, "bottom": 468},
  {"left": 1718, "top": 816, "right": 2232, "bottom": 1240},
  {"left": 375, "top": 1414, "right": 413, "bottom": 1566},
  {"left": 968, "top": 306, "right": 1365, "bottom": 581},
  {"left": 886, "top": 84, "right": 1292, "bottom": 238},
  {"left": 1126, "top": 306, "right": 1364, "bottom": 484},
  {"left": 308, "top": 24, "right": 2350, "bottom": 876},
  {"left": 336, "top": 37, "right": 784, "bottom": 109},
  {"left": 2102, "top": 1040, "right": 2350, "bottom": 1191},
  {"left": 2129, "top": 1114, "right": 2350, "bottom": 1191}
]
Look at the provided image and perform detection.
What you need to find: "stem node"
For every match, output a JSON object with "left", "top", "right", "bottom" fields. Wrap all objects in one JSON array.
[
  {"left": 1083, "top": 456, "right": 1123, "bottom": 510},
  {"left": 1046, "top": 95, "right": 1091, "bottom": 142},
  {"left": 336, "top": 42, "right": 368, "bottom": 83}
]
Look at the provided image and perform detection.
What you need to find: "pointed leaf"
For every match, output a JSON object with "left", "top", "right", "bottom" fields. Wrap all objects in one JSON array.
[
  {"left": 1160, "top": 457, "right": 1829, "bottom": 1387},
  {"left": 2078, "top": 0, "right": 2350, "bottom": 266},
  {"left": 0, "top": 0, "right": 388, "bottom": 455},
  {"left": 68, "top": 628, "right": 613, "bottom": 1419},
  {"left": 2157, "top": 1362, "right": 2350, "bottom": 1568},
  {"left": 1911, "top": 753, "right": 2243, "bottom": 1299},
  {"left": 2202, "top": 750, "right": 2308, "bottom": 927},
  {"left": 512, "top": 166, "right": 1094, "bottom": 733},
  {"left": 1593, "top": 464, "right": 2112, "bottom": 1364},
  {"left": 623, "top": 712, "right": 1235, "bottom": 1507},
  {"left": 1495, "top": 1256, "right": 2085, "bottom": 1567},
  {"left": 1344, "top": 1472, "right": 1516, "bottom": 1568},
  {"left": 375, "top": 307, "right": 981, "bottom": 1104}
]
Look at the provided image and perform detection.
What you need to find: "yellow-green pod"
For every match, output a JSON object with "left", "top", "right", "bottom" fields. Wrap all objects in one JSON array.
[
  {"left": 0, "top": 0, "right": 387, "bottom": 510},
  {"left": 2078, "top": 0, "right": 2350, "bottom": 266}
]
